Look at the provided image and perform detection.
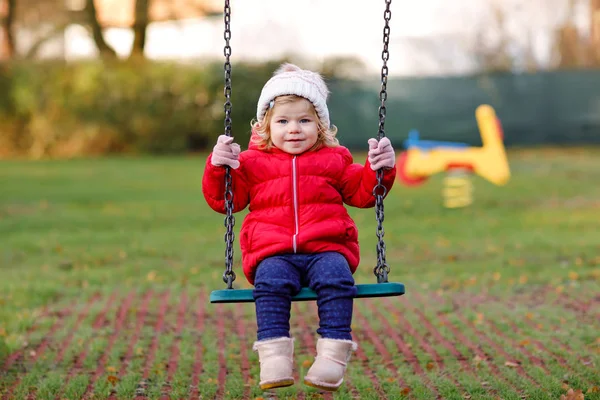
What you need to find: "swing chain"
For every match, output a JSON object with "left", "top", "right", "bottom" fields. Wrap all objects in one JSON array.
[
  {"left": 373, "top": 0, "right": 392, "bottom": 283},
  {"left": 222, "top": 0, "right": 236, "bottom": 289}
]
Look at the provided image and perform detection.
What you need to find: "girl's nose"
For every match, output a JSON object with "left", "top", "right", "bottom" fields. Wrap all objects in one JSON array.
[{"left": 288, "top": 122, "right": 301, "bottom": 133}]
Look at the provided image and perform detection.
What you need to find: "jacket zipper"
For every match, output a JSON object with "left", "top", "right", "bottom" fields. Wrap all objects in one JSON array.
[{"left": 292, "top": 156, "right": 299, "bottom": 252}]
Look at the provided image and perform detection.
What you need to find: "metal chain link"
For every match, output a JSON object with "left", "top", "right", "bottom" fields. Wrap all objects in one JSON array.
[
  {"left": 222, "top": 0, "right": 236, "bottom": 289},
  {"left": 373, "top": 0, "right": 392, "bottom": 283}
]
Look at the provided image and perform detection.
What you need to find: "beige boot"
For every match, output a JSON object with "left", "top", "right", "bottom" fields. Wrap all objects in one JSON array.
[
  {"left": 304, "top": 338, "right": 357, "bottom": 391},
  {"left": 252, "top": 337, "right": 295, "bottom": 390}
]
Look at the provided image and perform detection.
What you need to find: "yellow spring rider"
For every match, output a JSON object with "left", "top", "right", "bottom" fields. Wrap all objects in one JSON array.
[{"left": 397, "top": 105, "right": 510, "bottom": 208}]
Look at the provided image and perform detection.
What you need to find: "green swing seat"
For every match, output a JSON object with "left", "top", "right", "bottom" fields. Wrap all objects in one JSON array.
[{"left": 210, "top": 282, "right": 405, "bottom": 303}]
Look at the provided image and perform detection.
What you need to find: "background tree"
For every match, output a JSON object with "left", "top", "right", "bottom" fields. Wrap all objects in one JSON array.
[
  {"left": 130, "top": 0, "right": 150, "bottom": 59},
  {"left": 90, "top": 0, "right": 221, "bottom": 60},
  {"left": 84, "top": 0, "right": 117, "bottom": 59},
  {"left": 399, "top": 0, "right": 599, "bottom": 75},
  {"left": 4, "top": 0, "right": 220, "bottom": 60},
  {"left": 590, "top": 0, "right": 600, "bottom": 64},
  {"left": 0, "top": 0, "right": 16, "bottom": 59}
]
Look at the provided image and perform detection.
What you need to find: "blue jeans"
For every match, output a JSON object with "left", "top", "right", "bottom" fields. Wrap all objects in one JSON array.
[{"left": 253, "top": 252, "right": 357, "bottom": 341}]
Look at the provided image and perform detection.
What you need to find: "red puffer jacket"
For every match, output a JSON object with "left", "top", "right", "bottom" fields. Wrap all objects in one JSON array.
[{"left": 202, "top": 139, "right": 396, "bottom": 284}]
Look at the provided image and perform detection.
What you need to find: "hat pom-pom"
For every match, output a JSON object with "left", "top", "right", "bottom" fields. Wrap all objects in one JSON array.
[{"left": 274, "top": 63, "right": 302, "bottom": 75}]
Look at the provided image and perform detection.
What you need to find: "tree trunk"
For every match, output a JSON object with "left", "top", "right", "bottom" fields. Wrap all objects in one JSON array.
[
  {"left": 129, "top": 0, "right": 150, "bottom": 59},
  {"left": 0, "top": 0, "right": 16, "bottom": 59},
  {"left": 592, "top": 0, "right": 600, "bottom": 65},
  {"left": 85, "top": 0, "right": 117, "bottom": 59}
]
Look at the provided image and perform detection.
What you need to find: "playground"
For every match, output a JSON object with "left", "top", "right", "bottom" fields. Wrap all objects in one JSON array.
[{"left": 1, "top": 147, "right": 599, "bottom": 399}]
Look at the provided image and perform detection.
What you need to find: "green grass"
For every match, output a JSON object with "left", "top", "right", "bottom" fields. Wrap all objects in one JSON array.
[{"left": 1, "top": 147, "right": 600, "bottom": 399}]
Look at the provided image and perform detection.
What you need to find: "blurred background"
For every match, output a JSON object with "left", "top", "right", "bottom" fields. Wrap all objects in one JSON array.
[
  {"left": 0, "top": 0, "right": 599, "bottom": 158},
  {"left": 1, "top": 4, "right": 599, "bottom": 398},
  {"left": 0, "top": 0, "right": 600, "bottom": 158}
]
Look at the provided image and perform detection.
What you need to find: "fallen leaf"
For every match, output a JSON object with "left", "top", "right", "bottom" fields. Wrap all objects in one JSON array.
[
  {"left": 504, "top": 361, "right": 520, "bottom": 368},
  {"left": 560, "top": 388, "right": 585, "bottom": 400},
  {"left": 401, "top": 387, "right": 411, "bottom": 395},
  {"left": 107, "top": 375, "right": 120, "bottom": 387},
  {"left": 568, "top": 271, "right": 579, "bottom": 281},
  {"left": 475, "top": 313, "right": 484, "bottom": 324},
  {"left": 519, "top": 339, "right": 530, "bottom": 346},
  {"left": 426, "top": 362, "right": 435, "bottom": 371},
  {"left": 587, "top": 386, "right": 600, "bottom": 393},
  {"left": 525, "top": 312, "right": 534, "bottom": 320}
]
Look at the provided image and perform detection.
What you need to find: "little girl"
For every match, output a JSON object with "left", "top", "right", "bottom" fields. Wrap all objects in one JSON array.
[{"left": 202, "top": 63, "right": 396, "bottom": 391}]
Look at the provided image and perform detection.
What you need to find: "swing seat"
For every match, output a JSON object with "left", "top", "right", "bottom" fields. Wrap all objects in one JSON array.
[{"left": 210, "top": 282, "right": 405, "bottom": 303}]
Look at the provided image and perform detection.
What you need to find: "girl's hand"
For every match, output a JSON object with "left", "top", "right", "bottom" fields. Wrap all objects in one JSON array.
[
  {"left": 211, "top": 135, "right": 241, "bottom": 169},
  {"left": 367, "top": 137, "right": 395, "bottom": 170}
]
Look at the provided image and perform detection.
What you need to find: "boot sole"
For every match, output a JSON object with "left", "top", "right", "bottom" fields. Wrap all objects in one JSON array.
[
  {"left": 260, "top": 379, "right": 295, "bottom": 390},
  {"left": 304, "top": 379, "right": 341, "bottom": 392}
]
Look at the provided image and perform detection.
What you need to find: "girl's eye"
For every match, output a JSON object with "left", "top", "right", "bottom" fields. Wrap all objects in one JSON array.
[
  {"left": 277, "top": 119, "right": 287, "bottom": 124},
  {"left": 300, "top": 119, "right": 310, "bottom": 123}
]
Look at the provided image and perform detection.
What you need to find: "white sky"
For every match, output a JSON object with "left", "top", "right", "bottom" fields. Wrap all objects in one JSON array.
[{"left": 63, "top": 0, "right": 591, "bottom": 76}]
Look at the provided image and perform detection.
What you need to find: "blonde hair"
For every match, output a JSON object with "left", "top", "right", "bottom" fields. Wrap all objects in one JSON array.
[{"left": 251, "top": 95, "right": 339, "bottom": 151}]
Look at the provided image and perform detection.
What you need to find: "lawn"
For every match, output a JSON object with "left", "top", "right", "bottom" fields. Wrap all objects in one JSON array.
[{"left": 1, "top": 147, "right": 599, "bottom": 400}]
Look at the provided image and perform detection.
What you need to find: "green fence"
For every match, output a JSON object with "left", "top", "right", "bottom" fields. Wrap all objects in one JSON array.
[{"left": 328, "top": 70, "right": 600, "bottom": 149}]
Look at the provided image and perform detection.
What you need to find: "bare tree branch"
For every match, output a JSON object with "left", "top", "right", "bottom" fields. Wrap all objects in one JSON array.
[{"left": 23, "top": 21, "right": 72, "bottom": 59}]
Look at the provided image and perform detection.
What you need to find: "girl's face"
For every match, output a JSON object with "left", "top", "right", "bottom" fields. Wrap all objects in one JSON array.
[{"left": 268, "top": 98, "right": 319, "bottom": 155}]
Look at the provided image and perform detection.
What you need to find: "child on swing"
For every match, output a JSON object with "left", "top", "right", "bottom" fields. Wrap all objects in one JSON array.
[{"left": 202, "top": 63, "right": 396, "bottom": 391}]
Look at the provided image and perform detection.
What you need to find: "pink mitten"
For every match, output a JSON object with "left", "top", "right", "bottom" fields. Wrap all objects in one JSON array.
[
  {"left": 211, "top": 135, "right": 241, "bottom": 169},
  {"left": 367, "top": 137, "right": 395, "bottom": 171}
]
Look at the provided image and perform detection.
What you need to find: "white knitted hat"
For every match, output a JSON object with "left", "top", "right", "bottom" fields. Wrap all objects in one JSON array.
[{"left": 256, "top": 63, "right": 330, "bottom": 128}]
